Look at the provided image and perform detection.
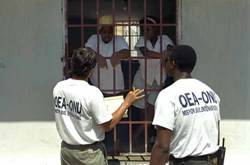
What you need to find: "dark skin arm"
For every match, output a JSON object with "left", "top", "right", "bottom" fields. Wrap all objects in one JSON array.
[
  {"left": 139, "top": 45, "right": 174, "bottom": 60},
  {"left": 110, "top": 49, "right": 130, "bottom": 68},
  {"left": 150, "top": 126, "right": 172, "bottom": 165},
  {"left": 99, "top": 88, "right": 144, "bottom": 132},
  {"left": 116, "top": 49, "right": 130, "bottom": 59},
  {"left": 139, "top": 47, "right": 162, "bottom": 59}
]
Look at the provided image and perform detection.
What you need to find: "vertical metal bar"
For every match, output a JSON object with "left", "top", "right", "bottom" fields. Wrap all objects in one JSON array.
[
  {"left": 64, "top": 0, "right": 69, "bottom": 78},
  {"left": 112, "top": 0, "right": 116, "bottom": 95},
  {"left": 80, "top": 0, "right": 84, "bottom": 47},
  {"left": 176, "top": 0, "right": 179, "bottom": 44},
  {"left": 129, "top": 121, "right": 132, "bottom": 153},
  {"left": 145, "top": 123, "right": 148, "bottom": 153},
  {"left": 112, "top": 0, "right": 117, "bottom": 154},
  {"left": 159, "top": 0, "right": 163, "bottom": 86},
  {"left": 128, "top": 0, "right": 132, "bottom": 90},
  {"left": 96, "top": 0, "right": 100, "bottom": 88},
  {"left": 160, "top": 0, "right": 163, "bottom": 50},
  {"left": 96, "top": 0, "right": 99, "bottom": 31},
  {"left": 128, "top": 0, "right": 132, "bottom": 153},
  {"left": 63, "top": 0, "right": 69, "bottom": 78},
  {"left": 143, "top": 0, "right": 148, "bottom": 153}
]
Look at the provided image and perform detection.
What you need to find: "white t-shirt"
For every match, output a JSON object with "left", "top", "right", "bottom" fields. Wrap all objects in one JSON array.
[
  {"left": 134, "top": 35, "right": 173, "bottom": 85},
  {"left": 153, "top": 79, "right": 221, "bottom": 158},
  {"left": 85, "top": 34, "right": 129, "bottom": 93},
  {"left": 53, "top": 78, "right": 112, "bottom": 145}
]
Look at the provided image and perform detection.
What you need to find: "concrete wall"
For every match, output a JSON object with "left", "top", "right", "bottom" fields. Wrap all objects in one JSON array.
[
  {"left": 0, "top": 0, "right": 64, "bottom": 121},
  {"left": 180, "top": 0, "right": 250, "bottom": 119},
  {"left": 179, "top": 0, "right": 250, "bottom": 164},
  {"left": 0, "top": 0, "right": 64, "bottom": 164}
]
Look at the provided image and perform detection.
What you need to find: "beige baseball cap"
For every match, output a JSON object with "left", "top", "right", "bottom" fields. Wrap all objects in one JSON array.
[{"left": 99, "top": 15, "right": 113, "bottom": 25}]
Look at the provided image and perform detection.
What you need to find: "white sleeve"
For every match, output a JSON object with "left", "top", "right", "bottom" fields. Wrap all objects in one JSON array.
[
  {"left": 115, "top": 36, "right": 129, "bottom": 52},
  {"left": 89, "top": 88, "right": 112, "bottom": 124},
  {"left": 134, "top": 36, "right": 145, "bottom": 50},
  {"left": 52, "top": 84, "right": 60, "bottom": 109},
  {"left": 216, "top": 93, "right": 221, "bottom": 121},
  {"left": 152, "top": 91, "right": 175, "bottom": 130},
  {"left": 163, "top": 35, "right": 174, "bottom": 49},
  {"left": 85, "top": 35, "right": 97, "bottom": 51}
]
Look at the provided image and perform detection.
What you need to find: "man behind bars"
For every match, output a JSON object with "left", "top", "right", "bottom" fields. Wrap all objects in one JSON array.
[
  {"left": 85, "top": 15, "right": 129, "bottom": 96},
  {"left": 85, "top": 15, "right": 131, "bottom": 153},
  {"left": 150, "top": 45, "right": 220, "bottom": 165},
  {"left": 132, "top": 16, "right": 174, "bottom": 151},
  {"left": 53, "top": 48, "right": 144, "bottom": 165}
]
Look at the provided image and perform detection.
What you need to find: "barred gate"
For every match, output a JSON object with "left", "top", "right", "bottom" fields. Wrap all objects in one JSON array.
[{"left": 64, "top": 0, "right": 178, "bottom": 156}]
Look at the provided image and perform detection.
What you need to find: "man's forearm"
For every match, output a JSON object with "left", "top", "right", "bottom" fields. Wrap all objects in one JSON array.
[
  {"left": 150, "top": 144, "right": 169, "bottom": 165},
  {"left": 117, "top": 49, "right": 130, "bottom": 59},
  {"left": 146, "top": 50, "right": 162, "bottom": 58},
  {"left": 110, "top": 101, "right": 130, "bottom": 128},
  {"left": 139, "top": 47, "right": 162, "bottom": 58},
  {"left": 101, "top": 101, "right": 130, "bottom": 132}
]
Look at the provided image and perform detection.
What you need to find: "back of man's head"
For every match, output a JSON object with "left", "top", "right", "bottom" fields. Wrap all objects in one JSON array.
[
  {"left": 70, "top": 48, "right": 96, "bottom": 78},
  {"left": 170, "top": 45, "right": 197, "bottom": 72}
]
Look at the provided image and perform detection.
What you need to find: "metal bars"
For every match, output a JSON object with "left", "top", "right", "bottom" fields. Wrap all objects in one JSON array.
[{"left": 65, "top": 0, "right": 178, "bottom": 155}]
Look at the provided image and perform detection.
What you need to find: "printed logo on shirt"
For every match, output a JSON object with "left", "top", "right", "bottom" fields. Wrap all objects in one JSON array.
[
  {"left": 178, "top": 91, "right": 219, "bottom": 116},
  {"left": 54, "top": 96, "right": 83, "bottom": 120}
]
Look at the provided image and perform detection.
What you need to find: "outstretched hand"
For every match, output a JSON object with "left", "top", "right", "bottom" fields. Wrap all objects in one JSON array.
[{"left": 124, "top": 87, "right": 144, "bottom": 105}]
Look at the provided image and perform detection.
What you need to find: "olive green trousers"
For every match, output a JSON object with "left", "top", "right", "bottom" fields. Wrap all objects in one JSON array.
[{"left": 61, "top": 141, "right": 108, "bottom": 165}]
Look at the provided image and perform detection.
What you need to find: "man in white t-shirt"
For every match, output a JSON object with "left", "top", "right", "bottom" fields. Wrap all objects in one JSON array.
[
  {"left": 133, "top": 16, "right": 174, "bottom": 110},
  {"left": 53, "top": 48, "right": 144, "bottom": 165},
  {"left": 132, "top": 16, "right": 174, "bottom": 152},
  {"left": 85, "top": 15, "right": 131, "bottom": 153},
  {"left": 150, "top": 45, "right": 220, "bottom": 165},
  {"left": 85, "top": 15, "right": 129, "bottom": 95}
]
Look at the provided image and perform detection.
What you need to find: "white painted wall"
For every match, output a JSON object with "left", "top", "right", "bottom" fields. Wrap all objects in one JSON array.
[{"left": 179, "top": 0, "right": 250, "bottom": 164}]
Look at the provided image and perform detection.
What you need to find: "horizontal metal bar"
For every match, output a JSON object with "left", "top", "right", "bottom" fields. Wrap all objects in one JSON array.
[
  {"left": 68, "top": 23, "right": 177, "bottom": 28},
  {"left": 118, "top": 121, "right": 152, "bottom": 124}
]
